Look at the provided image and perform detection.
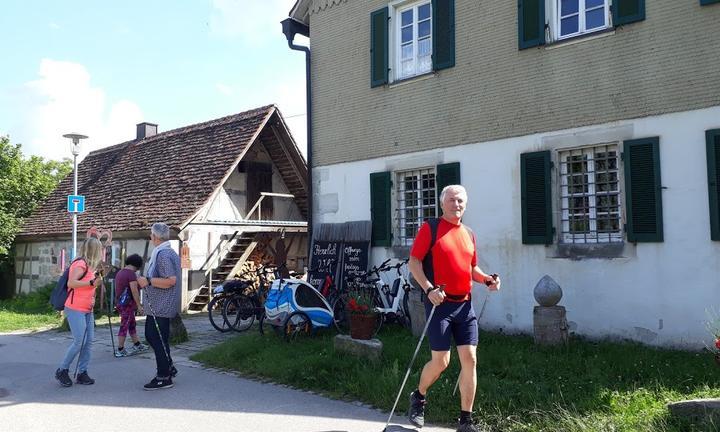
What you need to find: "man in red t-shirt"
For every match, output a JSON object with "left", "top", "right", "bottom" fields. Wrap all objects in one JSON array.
[{"left": 407, "top": 184, "right": 501, "bottom": 432}]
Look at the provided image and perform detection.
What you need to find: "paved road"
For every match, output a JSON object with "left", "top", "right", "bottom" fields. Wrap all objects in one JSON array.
[{"left": 0, "top": 315, "right": 454, "bottom": 432}]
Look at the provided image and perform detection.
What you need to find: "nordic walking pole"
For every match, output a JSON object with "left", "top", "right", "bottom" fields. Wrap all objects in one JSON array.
[
  {"left": 383, "top": 286, "right": 444, "bottom": 432},
  {"left": 101, "top": 271, "right": 116, "bottom": 354},
  {"left": 143, "top": 288, "right": 174, "bottom": 372},
  {"left": 452, "top": 274, "right": 499, "bottom": 396},
  {"left": 73, "top": 324, "right": 89, "bottom": 379}
]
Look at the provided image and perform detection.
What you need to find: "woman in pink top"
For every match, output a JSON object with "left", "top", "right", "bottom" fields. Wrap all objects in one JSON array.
[{"left": 55, "top": 237, "right": 103, "bottom": 387}]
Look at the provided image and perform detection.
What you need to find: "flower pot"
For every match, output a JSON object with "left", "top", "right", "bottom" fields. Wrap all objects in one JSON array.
[{"left": 349, "top": 313, "right": 377, "bottom": 340}]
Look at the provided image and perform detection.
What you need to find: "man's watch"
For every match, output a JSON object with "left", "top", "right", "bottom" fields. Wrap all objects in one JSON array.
[{"left": 425, "top": 286, "right": 435, "bottom": 295}]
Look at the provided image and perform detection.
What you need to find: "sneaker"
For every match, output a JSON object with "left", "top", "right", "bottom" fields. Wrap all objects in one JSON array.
[
  {"left": 408, "top": 390, "right": 426, "bottom": 428},
  {"left": 55, "top": 368, "right": 72, "bottom": 387},
  {"left": 131, "top": 342, "right": 149, "bottom": 353},
  {"left": 76, "top": 371, "right": 95, "bottom": 385},
  {"left": 143, "top": 377, "right": 174, "bottom": 391},
  {"left": 114, "top": 348, "right": 128, "bottom": 358},
  {"left": 457, "top": 419, "right": 492, "bottom": 432},
  {"left": 170, "top": 365, "right": 178, "bottom": 378}
]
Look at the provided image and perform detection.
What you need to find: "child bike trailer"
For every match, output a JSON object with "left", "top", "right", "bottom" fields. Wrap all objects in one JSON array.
[{"left": 263, "top": 278, "right": 334, "bottom": 340}]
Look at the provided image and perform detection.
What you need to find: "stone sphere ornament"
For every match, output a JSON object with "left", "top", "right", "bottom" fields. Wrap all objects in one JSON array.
[{"left": 533, "top": 275, "right": 563, "bottom": 307}]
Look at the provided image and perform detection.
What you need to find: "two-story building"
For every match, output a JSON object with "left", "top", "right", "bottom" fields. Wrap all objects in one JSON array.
[{"left": 288, "top": 0, "right": 720, "bottom": 347}]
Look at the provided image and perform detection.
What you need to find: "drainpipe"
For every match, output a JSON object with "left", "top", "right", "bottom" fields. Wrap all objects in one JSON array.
[{"left": 281, "top": 17, "right": 312, "bottom": 260}]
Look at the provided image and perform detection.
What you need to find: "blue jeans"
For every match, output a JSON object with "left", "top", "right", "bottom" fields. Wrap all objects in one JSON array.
[{"left": 60, "top": 308, "right": 94, "bottom": 373}]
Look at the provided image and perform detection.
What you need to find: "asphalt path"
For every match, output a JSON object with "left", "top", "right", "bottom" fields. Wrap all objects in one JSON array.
[{"left": 0, "top": 315, "right": 454, "bottom": 432}]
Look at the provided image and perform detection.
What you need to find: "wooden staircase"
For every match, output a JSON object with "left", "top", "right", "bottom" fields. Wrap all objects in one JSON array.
[{"left": 188, "top": 232, "right": 257, "bottom": 311}]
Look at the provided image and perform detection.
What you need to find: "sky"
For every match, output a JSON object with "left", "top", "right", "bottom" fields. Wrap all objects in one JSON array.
[{"left": 0, "top": 0, "right": 307, "bottom": 162}]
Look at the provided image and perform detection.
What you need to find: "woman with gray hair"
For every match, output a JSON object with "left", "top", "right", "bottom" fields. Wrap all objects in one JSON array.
[{"left": 138, "top": 222, "right": 181, "bottom": 390}]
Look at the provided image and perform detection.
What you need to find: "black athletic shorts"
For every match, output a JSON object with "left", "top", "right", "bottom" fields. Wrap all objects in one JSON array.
[{"left": 424, "top": 299, "right": 478, "bottom": 351}]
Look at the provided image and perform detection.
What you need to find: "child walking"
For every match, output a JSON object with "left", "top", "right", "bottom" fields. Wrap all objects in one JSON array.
[{"left": 114, "top": 254, "right": 148, "bottom": 357}]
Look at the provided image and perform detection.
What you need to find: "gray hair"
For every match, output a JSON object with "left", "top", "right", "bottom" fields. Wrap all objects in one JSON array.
[
  {"left": 439, "top": 184, "right": 467, "bottom": 203},
  {"left": 151, "top": 222, "right": 170, "bottom": 241}
]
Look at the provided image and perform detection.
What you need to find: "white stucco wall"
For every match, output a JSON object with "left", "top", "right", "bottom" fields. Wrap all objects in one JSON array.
[{"left": 313, "top": 106, "right": 720, "bottom": 349}]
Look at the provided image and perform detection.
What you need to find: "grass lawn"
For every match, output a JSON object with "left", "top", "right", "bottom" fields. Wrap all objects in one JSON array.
[
  {"left": 191, "top": 326, "right": 720, "bottom": 431},
  {"left": 0, "top": 283, "right": 122, "bottom": 333}
]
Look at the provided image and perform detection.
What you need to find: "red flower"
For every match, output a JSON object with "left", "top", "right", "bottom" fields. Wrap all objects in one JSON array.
[{"left": 714, "top": 338, "right": 720, "bottom": 350}]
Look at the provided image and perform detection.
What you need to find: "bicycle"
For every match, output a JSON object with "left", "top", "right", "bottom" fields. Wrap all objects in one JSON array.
[
  {"left": 207, "top": 277, "right": 253, "bottom": 333},
  {"left": 222, "top": 265, "right": 276, "bottom": 333},
  {"left": 368, "top": 258, "right": 412, "bottom": 329}
]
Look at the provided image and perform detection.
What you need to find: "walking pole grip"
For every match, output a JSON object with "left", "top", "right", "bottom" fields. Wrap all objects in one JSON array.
[{"left": 384, "top": 285, "right": 445, "bottom": 429}]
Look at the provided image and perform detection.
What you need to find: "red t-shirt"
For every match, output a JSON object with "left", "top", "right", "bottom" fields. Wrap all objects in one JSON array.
[{"left": 410, "top": 218, "right": 477, "bottom": 300}]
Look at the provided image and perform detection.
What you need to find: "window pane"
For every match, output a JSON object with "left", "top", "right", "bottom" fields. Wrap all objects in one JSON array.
[
  {"left": 418, "top": 3, "right": 431, "bottom": 20},
  {"left": 401, "top": 10, "right": 413, "bottom": 27},
  {"left": 561, "top": 0, "right": 579, "bottom": 16},
  {"left": 586, "top": 8, "right": 605, "bottom": 29},
  {"left": 418, "top": 37, "right": 431, "bottom": 57},
  {"left": 418, "top": 20, "right": 431, "bottom": 38},
  {"left": 401, "top": 43, "right": 413, "bottom": 60},
  {"left": 401, "top": 59, "right": 414, "bottom": 77},
  {"left": 586, "top": 0, "right": 604, "bottom": 8},
  {"left": 401, "top": 26, "right": 413, "bottom": 43},
  {"left": 418, "top": 54, "right": 432, "bottom": 74},
  {"left": 561, "top": 15, "right": 579, "bottom": 35}
]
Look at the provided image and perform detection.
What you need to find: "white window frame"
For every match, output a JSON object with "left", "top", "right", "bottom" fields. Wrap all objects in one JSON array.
[
  {"left": 394, "top": 167, "right": 437, "bottom": 246},
  {"left": 548, "top": 0, "right": 612, "bottom": 42},
  {"left": 557, "top": 144, "right": 623, "bottom": 244},
  {"left": 389, "top": 0, "right": 433, "bottom": 82}
]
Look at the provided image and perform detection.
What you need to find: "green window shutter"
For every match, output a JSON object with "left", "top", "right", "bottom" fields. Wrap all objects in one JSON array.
[
  {"left": 435, "top": 162, "right": 461, "bottom": 215},
  {"left": 520, "top": 151, "right": 553, "bottom": 244},
  {"left": 707, "top": 129, "right": 720, "bottom": 241},
  {"left": 370, "top": 171, "right": 392, "bottom": 246},
  {"left": 701, "top": 0, "right": 720, "bottom": 6},
  {"left": 370, "top": 7, "right": 389, "bottom": 88},
  {"left": 432, "top": 0, "right": 455, "bottom": 71},
  {"left": 623, "top": 137, "right": 663, "bottom": 242},
  {"left": 613, "top": 0, "right": 645, "bottom": 26},
  {"left": 518, "top": 0, "right": 545, "bottom": 50}
]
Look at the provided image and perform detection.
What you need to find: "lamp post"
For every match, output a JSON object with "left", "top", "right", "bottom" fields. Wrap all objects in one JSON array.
[{"left": 63, "top": 133, "right": 88, "bottom": 259}]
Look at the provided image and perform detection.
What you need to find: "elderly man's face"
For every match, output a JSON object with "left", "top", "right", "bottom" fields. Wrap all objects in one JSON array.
[{"left": 441, "top": 189, "right": 467, "bottom": 220}]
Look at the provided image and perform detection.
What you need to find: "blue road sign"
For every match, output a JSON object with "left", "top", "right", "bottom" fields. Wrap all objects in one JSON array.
[{"left": 67, "top": 195, "right": 85, "bottom": 213}]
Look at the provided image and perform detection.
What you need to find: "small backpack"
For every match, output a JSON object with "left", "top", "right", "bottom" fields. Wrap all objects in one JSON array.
[
  {"left": 117, "top": 287, "right": 132, "bottom": 306},
  {"left": 50, "top": 259, "right": 88, "bottom": 311}
]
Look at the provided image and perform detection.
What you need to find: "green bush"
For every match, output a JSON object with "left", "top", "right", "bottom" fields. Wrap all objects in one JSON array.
[{"left": 0, "top": 282, "right": 55, "bottom": 314}]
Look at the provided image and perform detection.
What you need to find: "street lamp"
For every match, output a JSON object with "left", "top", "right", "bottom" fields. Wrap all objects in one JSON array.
[{"left": 63, "top": 133, "right": 88, "bottom": 259}]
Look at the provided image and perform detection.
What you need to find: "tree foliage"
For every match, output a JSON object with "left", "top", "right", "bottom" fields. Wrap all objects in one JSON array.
[{"left": 0, "top": 135, "right": 72, "bottom": 257}]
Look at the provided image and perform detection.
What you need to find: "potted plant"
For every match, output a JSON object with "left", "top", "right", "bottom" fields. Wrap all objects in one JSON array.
[{"left": 346, "top": 286, "right": 379, "bottom": 340}]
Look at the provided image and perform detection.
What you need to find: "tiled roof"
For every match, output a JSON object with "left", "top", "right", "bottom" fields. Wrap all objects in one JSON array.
[{"left": 19, "top": 105, "right": 305, "bottom": 238}]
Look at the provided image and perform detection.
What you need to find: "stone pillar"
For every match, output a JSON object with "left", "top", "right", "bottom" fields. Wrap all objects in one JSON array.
[{"left": 533, "top": 306, "right": 568, "bottom": 346}]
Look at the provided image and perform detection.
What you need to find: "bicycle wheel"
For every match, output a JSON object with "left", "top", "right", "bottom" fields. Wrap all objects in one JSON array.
[
  {"left": 371, "top": 291, "right": 384, "bottom": 336},
  {"left": 400, "top": 290, "right": 412, "bottom": 329},
  {"left": 223, "top": 294, "right": 256, "bottom": 332},
  {"left": 331, "top": 296, "right": 349, "bottom": 333},
  {"left": 208, "top": 296, "right": 231, "bottom": 332},
  {"left": 283, "top": 311, "right": 313, "bottom": 342}
]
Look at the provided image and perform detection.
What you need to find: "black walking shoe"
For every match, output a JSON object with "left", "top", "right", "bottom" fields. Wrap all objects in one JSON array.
[
  {"left": 408, "top": 390, "right": 426, "bottom": 428},
  {"left": 76, "top": 371, "right": 95, "bottom": 385},
  {"left": 143, "top": 377, "right": 174, "bottom": 391},
  {"left": 457, "top": 419, "right": 492, "bottom": 432},
  {"left": 170, "top": 365, "right": 178, "bottom": 378},
  {"left": 55, "top": 368, "right": 72, "bottom": 387}
]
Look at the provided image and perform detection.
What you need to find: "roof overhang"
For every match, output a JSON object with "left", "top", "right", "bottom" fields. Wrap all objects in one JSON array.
[{"left": 289, "top": 0, "right": 311, "bottom": 26}]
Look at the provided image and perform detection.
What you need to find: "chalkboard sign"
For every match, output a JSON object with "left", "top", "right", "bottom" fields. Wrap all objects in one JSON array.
[
  {"left": 339, "top": 241, "right": 369, "bottom": 290},
  {"left": 308, "top": 241, "right": 341, "bottom": 290}
]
